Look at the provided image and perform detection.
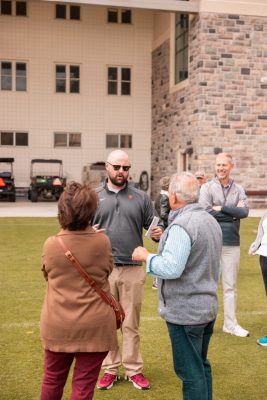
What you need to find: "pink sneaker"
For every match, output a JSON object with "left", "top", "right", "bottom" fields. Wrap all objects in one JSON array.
[
  {"left": 126, "top": 373, "right": 150, "bottom": 390},
  {"left": 97, "top": 373, "right": 119, "bottom": 390}
]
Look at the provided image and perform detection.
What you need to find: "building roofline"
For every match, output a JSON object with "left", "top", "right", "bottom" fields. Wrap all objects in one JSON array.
[
  {"left": 43, "top": 0, "right": 267, "bottom": 17},
  {"left": 43, "top": 0, "right": 199, "bottom": 13}
]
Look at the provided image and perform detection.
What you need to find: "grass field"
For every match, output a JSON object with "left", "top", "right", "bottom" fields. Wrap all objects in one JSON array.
[{"left": 1, "top": 217, "right": 267, "bottom": 400}]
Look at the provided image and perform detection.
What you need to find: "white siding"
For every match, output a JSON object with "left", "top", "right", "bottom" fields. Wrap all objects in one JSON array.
[{"left": 0, "top": 2, "right": 153, "bottom": 186}]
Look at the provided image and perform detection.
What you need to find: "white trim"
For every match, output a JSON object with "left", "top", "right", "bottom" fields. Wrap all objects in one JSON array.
[
  {"left": 43, "top": 0, "right": 267, "bottom": 16},
  {"left": 43, "top": 0, "right": 199, "bottom": 13},
  {"left": 169, "top": 13, "right": 190, "bottom": 93},
  {"left": 199, "top": 0, "right": 267, "bottom": 17}
]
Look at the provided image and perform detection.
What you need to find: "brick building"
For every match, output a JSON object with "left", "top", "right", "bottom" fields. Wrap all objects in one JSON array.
[{"left": 151, "top": 1, "right": 267, "bottom": 207}]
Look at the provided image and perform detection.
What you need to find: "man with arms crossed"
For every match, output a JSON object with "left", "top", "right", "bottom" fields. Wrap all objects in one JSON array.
[
  {"left": 199, "top": 153, "right": 249, "bottom": 337},
  {"left": 94, "top": 150, "right": 162, "bottom": 390},
  {"left": 133, "top": 172, "right": 222, "bottom": 400}
]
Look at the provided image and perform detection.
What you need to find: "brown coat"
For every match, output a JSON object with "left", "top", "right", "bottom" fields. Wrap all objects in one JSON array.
[{"left": 40, "top": 227, "right": 118, "bottom": 353}]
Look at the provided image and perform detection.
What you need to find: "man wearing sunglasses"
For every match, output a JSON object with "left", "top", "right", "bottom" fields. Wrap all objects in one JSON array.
[{"left": 94, "top": 150, "right": 163, "bottom": 391}]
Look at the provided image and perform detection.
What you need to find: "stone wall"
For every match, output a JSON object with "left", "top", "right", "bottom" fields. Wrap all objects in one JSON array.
[{"left": 151, "top": 12, "right": 267, "bottom": 207}]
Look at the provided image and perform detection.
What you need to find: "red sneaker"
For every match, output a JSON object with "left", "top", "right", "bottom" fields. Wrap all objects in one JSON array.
[
  {"left": 126, "top": 373, "right": 150, "bottom": 390},
  {"left": 97, "top": 373, "right": 119, "bottom": 390}
]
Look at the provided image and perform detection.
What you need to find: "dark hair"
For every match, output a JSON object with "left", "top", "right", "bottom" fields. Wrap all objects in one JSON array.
[{"left": 58, "top": 182, "right": 98, "bottom": 230}]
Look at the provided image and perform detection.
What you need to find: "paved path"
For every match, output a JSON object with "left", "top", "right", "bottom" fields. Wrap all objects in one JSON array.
[
  {"left": 0, "top": 200, "right": 265, "bottom": 218},
  {"left": 0, "top": 199, "right": 57, "bottom": 217}
]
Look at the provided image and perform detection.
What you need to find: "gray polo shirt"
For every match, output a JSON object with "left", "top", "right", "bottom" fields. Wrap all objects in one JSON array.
[{"left": 93, "top": 182, "right": 161, "bottom": 265}]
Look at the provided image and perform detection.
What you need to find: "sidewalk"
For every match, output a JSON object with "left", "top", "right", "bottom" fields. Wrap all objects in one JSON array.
[
  {"left": 0, "top": 199, "right": 57, "bottom": 217},
  {"left": 0, "top": 200, "right": 265, "bottom": 218}
]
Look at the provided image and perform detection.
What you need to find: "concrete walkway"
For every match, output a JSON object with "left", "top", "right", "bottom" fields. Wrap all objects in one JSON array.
[
  {"left": 0, "top": 199, "right": 265, "bottom": 218},
  {"left": 0, "top": 199, "right": 57, "bottom": 217}
]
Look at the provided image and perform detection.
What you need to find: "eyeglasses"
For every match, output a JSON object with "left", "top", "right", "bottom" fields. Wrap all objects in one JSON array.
[{"left": 107, "top": 162, "right": 131, "bottom": 172}]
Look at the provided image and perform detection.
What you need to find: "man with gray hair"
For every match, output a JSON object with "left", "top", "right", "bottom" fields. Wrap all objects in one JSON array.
[
  {"left": 133, "top": 172, "right": 222, "bottom": 400},
  {"left": 199, "top": 152, "right": 249, "bottom": 337}
]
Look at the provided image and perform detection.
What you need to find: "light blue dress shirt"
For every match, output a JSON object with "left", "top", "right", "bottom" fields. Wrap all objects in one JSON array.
[{"left": 146, "top": 225, "right": 191, "bottom": 279}]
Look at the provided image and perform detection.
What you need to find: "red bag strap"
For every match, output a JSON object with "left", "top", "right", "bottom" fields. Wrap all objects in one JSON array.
[{"left": 56, "top": 235, "right": 114, "bottom": 307}]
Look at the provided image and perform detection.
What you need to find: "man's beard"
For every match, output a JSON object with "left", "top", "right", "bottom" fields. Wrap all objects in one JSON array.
[{"left": 109, "top": 174, "right": 127, "bottom": 187}]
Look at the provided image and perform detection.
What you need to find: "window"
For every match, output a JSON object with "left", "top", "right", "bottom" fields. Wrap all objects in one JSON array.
[
  {"left": 0, "top": 131, "right": 28, "bottom": 146},
  {"left": 70, "top": 65, "right": 79, "bottom": 93},
  {"left": 16, "top": 1, "right": 26, "bottom": 16},
  {"left": 0, "top": 1, "right": 27, "bottom": 16},
  {"left": 107, "top": 8, "right": 117, "bottom": 23},
  {"left": 121, "top": 68, "right": 131, "bottom": 95},
  {"left": 107, "top": 8, "right": 131, "bottom": 24},
  {"left": 16, "top": 62, "right": 26, "bottom": 91},
  {"left": 1, "top": 61, "right": 27, "bottom": 91},
  {"left": 54, "top": 132, "right": 81, "bottom": 148},
  {"left": 70, "top": 5, "right": 80, "bottom": 20},
  {"left": 1, "top": 0, "right": 11, "bottom": 14},
  {"left": 108, "top": 67, "right": 131, "bottom": 96},
  {"left": 56, "top": 64, "right": 80, "bottom": 93},
  {"left": 55, "top": 3, "right": 80, "bottom": 20},
  {"left": 106, "top": 134, "right": 132, "bottom": 149},
  {"left": 1, "top": 62, "right": 12, "bottom": 90},
  {"left": 175, "top": 13, "right": 189, "bottom": 84},
  {"left": 56, "top": 4, "right": 66, "bottom": 19},
  {"left": 121, "top": 9, "right": 131, "bottom": 24}
]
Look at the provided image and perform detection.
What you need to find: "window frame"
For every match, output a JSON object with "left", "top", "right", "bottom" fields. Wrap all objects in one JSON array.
[
  {"left": 0, "top": 0, "right": 27, "bottom": 16},
  {"left": 1, "top": 0, "right": 12, "bottom": 15},
  {"left": 54, "top": 132, "right": 82, "bottom": 148},
  {"left": 1, "top": 60, "right": 27, "bottom": 92},
  {"left": 107, "top": 8, "right": 132, "bottom": 24},
  {"left": 106, "top": 133, "right": 132, "bottom": 149},
  {"left": 16, "top": 1, "right": 27, "bottom": 16},
  {"left": 55, "top": 3, "right": 80, "bottom": 20},
  {"left": 55, "top": 64, "right": 80, "bottom": 94},
  {"left": 170, "top": 13, "right": 190, "bottom": 93},
  {"left": 0, "top": 131, "right": 28, "bottom": 146},
  {"left": 175, "top": 13, "right": 189, "bottom": 84},
  {"left": 107, "top": 66, "right": 131, "bottom": 96}
]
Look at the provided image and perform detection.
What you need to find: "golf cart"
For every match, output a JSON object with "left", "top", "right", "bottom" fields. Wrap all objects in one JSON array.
[
  {"left": 0, "top": 158, "right": 16, "bottom": 202},
  {"left": 28, "top": 159, "right": 66, "bottom": 202}
]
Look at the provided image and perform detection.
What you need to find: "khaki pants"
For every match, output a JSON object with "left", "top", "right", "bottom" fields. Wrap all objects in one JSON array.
[
  {"left": 102, "top": 266, "right": 146, "bottom": 377},
  {"left": 221, "top": 245, "right": 240, "bottom": 329}
]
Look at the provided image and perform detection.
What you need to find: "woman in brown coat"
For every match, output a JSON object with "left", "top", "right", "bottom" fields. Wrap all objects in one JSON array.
[{"left": 40, "top": 182, "right": 117, "bottom": 400}]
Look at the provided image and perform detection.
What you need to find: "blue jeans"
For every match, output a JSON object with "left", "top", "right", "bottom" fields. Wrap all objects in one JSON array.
[{"left": 167, "top": 320, "right": 215, "bottom": 400}]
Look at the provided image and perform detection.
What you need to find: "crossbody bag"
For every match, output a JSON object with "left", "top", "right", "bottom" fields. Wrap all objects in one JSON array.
[{"left": 56, "top": 235, "right": 125, "bottom": 330}]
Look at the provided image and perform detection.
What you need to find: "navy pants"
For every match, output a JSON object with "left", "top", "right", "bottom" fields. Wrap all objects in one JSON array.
[
  {"left": 41, "top": 350, "right": 108, "bottom": 400},
  {"left": 167, "top": 320, "right": 215, "bottom": 400}
]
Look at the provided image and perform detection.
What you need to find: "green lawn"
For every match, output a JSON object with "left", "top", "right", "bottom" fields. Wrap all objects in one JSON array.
[{"left": 1, "top": 217, "right": 267, "bottom": 399}]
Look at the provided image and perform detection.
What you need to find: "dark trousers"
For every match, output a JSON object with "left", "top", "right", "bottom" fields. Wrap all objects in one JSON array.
[
  {"left": 41, "top": 350, "right": 108, "bottom": 400},
  {"left": 167, "top": 320, "right": 215, "bottom": 400},
  {"left": 260, "top": 256, "right": 267, "bottom": 295}
]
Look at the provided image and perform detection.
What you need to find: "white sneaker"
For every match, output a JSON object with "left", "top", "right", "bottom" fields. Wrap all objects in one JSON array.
[{"left": 223, "top": 325, "right": 249, "bottom": 337}]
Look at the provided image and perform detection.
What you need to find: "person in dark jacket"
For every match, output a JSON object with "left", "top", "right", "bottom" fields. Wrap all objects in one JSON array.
[
  {"left": 153, "top": 176, "right": 171, "bottom": 289},
  {"left": 154, "top": 176, "right": 171, "bottom": 229}
]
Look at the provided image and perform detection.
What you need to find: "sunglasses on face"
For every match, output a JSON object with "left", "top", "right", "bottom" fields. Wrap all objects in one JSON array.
[{"left": 107, "top": 162, "right": 131, "bottom": 172}]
